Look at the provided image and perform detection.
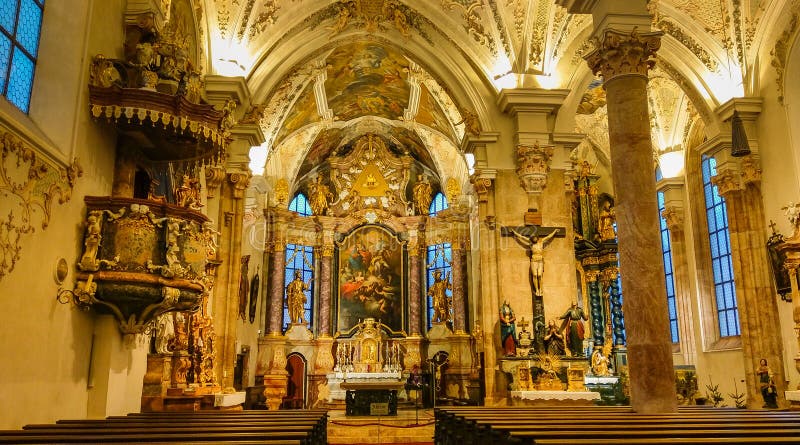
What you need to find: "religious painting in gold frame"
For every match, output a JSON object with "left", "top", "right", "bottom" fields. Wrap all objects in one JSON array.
[{"left": 335, "top": 225, "right": 406, "bottom": 334}]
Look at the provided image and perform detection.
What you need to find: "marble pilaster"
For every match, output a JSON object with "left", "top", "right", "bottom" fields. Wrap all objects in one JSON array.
[
  {"left": 585, "top": 25, "right": 677, "bottom": 413},
  {"left": 213, "top": 171, "right": 250, "bottom": 389},
  {"left": 659, "top": 180, "right": 697, "bottom": 365},
  {"left": 713, "top": 153, "right": 787, "bottom": 408},
  {"left": 316, "top": 217, "right": 337, "bottom": 337}
]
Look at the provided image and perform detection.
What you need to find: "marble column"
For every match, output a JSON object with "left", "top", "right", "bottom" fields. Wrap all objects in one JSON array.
[
  {"left": 408, "top": 241, "right": 423, "bottom": 335},
  {"left": 266, "top": 210, "right": 288, "bottom": 335},
  {"left": 713, "top": 154, "right": 787, "bottom": 408},
  {"left": 451, "top": 244, "right": 466, "bottom": 333},
  {"left": 660, "top": 181, "right": 697, "bottom": 366},
  {"left": 318, "top": 245, "right": 334, "bottom": 337},
  {"left": 585, "top": 28, "right": 677, "bottom": 413},
  {"left": 267, "top": 244, "right": 285, "bottom": 335},
  {"left": 586, "top": 269, "right": 604, "bottom": 347}
]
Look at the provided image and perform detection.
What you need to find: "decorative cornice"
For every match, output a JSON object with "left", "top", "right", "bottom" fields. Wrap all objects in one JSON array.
[
  {"left": 585, "top": 28, "right": 662, "bottom": 81},
  {"left": 771, "top": 13, "right": 799, "bottom": 104}
]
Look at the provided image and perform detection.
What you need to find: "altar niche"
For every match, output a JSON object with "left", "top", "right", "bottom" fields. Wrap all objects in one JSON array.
[{"left": 335, "top": 224, "right": 407, "bottom": 334}]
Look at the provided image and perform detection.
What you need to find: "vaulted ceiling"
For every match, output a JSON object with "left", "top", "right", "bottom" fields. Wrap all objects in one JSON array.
[{"left": 188, "top": 0, "right": 788, "bottom": 185}]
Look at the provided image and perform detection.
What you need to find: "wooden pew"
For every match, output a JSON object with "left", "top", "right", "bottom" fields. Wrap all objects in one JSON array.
[
  {"left": 434, "top": 406, "right": 800, "bottom": 445},
  {"left": 0, "top": 409, "right": 328, "bottom": 445}
]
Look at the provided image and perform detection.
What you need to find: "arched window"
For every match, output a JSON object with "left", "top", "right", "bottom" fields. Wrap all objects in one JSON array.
[
  {"left": 426, "top": 192, "right": 452, "bottom": 329},
  {"left": 1, "top": 0, "right": 44, "bottom": 113},
  {"left": 657, "top": 190, "right": 680, "bottom": 343},
  {"left": 701, "top": 155, "right": 739, "bottom": 337},
  {"left": 283, "top": 193, "right": 314, "bottom": 331}
]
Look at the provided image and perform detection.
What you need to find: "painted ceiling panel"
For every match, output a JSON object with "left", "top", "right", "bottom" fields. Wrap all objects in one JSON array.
[{"left": 324, "top": 42, "right": 411, "bottom": 121}]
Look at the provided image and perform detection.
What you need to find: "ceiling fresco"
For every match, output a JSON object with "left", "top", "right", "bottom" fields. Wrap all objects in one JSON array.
[
  {"left": 324, "top": 42, "right": 411, "bottom": 121},
  {"left": 200, "top": 0, "right": 791, "bottom": 193}
]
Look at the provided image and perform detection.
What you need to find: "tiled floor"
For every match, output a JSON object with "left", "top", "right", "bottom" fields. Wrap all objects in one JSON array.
[{"left": 327, "top": 408, "right": 435, "bottom": 444}]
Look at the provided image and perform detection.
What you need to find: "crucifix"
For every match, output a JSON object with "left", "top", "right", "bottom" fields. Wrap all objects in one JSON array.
[{"left": 501, "top": 224, "right": 566, "bottom": 353}]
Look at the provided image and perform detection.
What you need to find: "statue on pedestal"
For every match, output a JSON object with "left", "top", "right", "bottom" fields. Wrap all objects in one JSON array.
[
  {"left": 758, "top": 358, "right": 778, "bottom": 408},
  {"left": 428, "top": 270, "right": 452, "bottom": 323},
  {"left": 286, "top": 270, "right": 311, "bottom": 325},
  {"left": 499, "top": 301, "right": 517, "bottom": 356},
  {"left": 559, "top": 302, "right": 588, "bottom": 357}
]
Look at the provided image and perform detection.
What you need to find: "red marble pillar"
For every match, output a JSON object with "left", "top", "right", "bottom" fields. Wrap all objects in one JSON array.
[
  {"left": 408, "top": 245, "right": 422, "bottom": 335},
  {"left": 451, "top": 245, "right": 466, "bottom": 333},
  {"left": 318, "top": 246, "right": 333, "bottom": 337},
  {"left": 267, "top": 244, "right": 285, "bottom": 334}
]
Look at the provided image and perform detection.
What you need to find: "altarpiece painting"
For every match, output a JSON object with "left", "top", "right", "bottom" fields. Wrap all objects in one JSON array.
[{"left": 336, "top": 225, "right": 406, "bottom": 334}]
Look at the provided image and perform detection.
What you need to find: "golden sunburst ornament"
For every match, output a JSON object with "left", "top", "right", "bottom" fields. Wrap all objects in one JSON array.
[{"left": 534, "top": 351, "right": 561, "bottom": 375}]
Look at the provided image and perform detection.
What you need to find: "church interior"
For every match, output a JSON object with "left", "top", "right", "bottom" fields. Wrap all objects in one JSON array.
[{"left": 4, "top": 0, "right": 800, "bottom": 441}]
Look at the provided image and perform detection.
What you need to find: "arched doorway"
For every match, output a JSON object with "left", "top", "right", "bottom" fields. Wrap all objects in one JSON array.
[{"left": 283, "top": 353, "right": 307, "bottom": 409}]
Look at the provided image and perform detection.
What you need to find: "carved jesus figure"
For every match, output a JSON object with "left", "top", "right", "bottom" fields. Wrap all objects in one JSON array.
[{"left": 511, "top": 228, "right": 558, "bottom": 298}]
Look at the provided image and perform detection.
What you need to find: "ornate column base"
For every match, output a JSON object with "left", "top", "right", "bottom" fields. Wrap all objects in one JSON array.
[
  {"left": 141, "top": 354, "right": 171, "bottom": 412},
  {"left": 402, "top": 335, "right": 425, "bottom": 370},
  {"left": 258, "top": 334, "right": 289, "bottom": 410}
]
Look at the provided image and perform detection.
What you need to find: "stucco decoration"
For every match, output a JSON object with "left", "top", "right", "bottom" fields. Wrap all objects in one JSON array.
[{"left": 0, "top": 129, "right": 82, "bottom": 282}]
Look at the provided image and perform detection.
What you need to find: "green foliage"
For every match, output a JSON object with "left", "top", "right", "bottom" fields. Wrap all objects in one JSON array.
[
  {"left": 705, "top": 377, "right": 726, "bottom": 408},
  {"left": 728, "top": 379, "right": 746, "bottom": 409}
]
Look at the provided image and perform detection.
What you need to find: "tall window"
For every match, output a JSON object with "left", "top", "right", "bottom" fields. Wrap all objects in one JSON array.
[
  {"left": 657, "top": 190, "right": 680, "bottom": 343},
  {"left": 283, "top": 193, "right": 314, "bottom": 331},
  {"left": 426, "top": 192, "right": 451, "bottom": 329},
  {"left": 1, "top": 0, "right": 44, "bottom": 113},
  {"left": 701, "top": 155, "right": 740, "bottom": 337}
]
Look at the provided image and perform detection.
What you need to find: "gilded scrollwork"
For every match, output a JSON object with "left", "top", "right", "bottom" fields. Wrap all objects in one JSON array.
[
  {"left": 0, "top": 129, "right": 82, "bottom": 282},
  {"left": 771, "top": 12, "right": 799, "bottom": 104}
]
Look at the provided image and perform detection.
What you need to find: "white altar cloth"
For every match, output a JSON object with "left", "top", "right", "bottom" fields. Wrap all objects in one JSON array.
[{"left": 214, "top": 391, "right": 246, "bottom": 407}]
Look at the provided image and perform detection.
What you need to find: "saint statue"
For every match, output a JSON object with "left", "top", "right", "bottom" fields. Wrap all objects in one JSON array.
[
  {"left": 413, "top": 174, "right": 433, "bottom": 215},
  {"left": 758, "top": 358, "right": 779, "bottom": 408},
  {"left": 307, "top": 176, "right": 333, "bottom": 216},
  {"left": 499, "top": 301, "right": 517, "bottom": 356},
  {"left": 511, "top": 228, "right": 558, "bottom": 297},
  {"left": 428, "top": 270, "right": 452, "bottom": 323},
  {"left": 286, "top": 270, "right": 311, "bottom": 325},
  {"left": 543, "top": 319, "right": 565, "bottom": 356},
  {"left": 559, "top": 302, "right": 588, "bottom": 357},
  {"left": 79, "top": 212, "right": 103, "bottom": 271},
  {"left": 591, "top": 341, "right": 613, "bottom": 376},
  {"left": 598, "top": 201, "right": 616, "bottom": 241}
]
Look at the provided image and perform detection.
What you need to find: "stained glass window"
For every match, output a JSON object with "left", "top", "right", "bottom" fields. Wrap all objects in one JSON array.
[
  {"left": 658, "top": 190, "right": 680, "bottom": 343},
  {"left": 283, "top": 194, "right": 314, "bottom": 331},
  {"left": 701, "top": 155, "right": 740, "bottom": 337},
  {"left": 0, "top": 0, "right": 44, "bottom": 113},
  {"left": 426, "top": 192, "right": 452, "bottom": 329}
]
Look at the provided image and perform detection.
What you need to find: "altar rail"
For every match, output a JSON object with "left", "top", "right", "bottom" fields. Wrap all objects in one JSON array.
[
  {"left": 0, "top": 409, "right": 328, "bottom": 444},
  {"left": 434, "top": 406, "right": 800, "bottom": 444}
]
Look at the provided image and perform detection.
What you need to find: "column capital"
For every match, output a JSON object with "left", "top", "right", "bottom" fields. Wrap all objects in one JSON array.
[
  {"left": 661, "top": 206, "right": 685, "bottom": 233},
  {"left": 204, "top": 165, "right": 226, "bottom": 198},
  {"left": 585, "top": 28, "right": 662, "bottom": 81},
  {"left": 711, "top": 168, "right": 743, "bottom": 197},
  {"left": 228, "top": 171, "right": 252, "bottom": 199},
  {"left": 471, "top": 171, "right": 495, "bottom": 204}
]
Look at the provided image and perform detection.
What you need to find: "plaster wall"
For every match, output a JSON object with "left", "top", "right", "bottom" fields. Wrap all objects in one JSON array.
[{"left": 0, "top": 0, "right": 130, "bottom": 429}]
